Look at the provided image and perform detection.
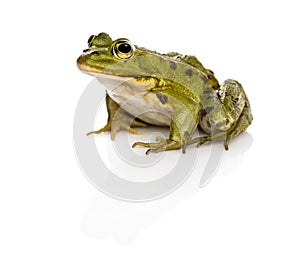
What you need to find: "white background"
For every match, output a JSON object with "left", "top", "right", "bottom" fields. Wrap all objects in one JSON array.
[{"left": 1, "top": 0, "right": 300, "bottom": 254}]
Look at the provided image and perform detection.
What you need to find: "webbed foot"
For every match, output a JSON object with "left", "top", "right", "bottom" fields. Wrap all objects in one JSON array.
[
  {"left": 132, "top": 136, "right": 181, "bottom": 155},
  {"left": 87, "top": 123, "right": 142, "bottom": 140},
  {"left": 87, "top": 94, "right": 148, "bottom": 140},
  {"left": 194, "top": 133, "right": 229, "bottom": 150},
  {"left": 188, "top": 132, "right": 229, "bottom": 150},
  {"left": 87, "top": 115, "right": 147, "bottom": 140}
]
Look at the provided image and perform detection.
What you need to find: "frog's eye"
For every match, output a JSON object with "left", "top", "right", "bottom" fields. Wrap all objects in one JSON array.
[{"left": 113, "top": 40, "right": 135, "bottom": 60}]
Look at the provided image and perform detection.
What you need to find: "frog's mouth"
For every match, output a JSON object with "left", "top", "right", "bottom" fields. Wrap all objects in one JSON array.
[
  {"left": 77, "top": 60, "right": 154, "bottom": 94},
  {"left": 77, "top": 59, "right": 109, "bottom": 76},
  {"left": 77, "top": 59, "right": 134, "bottom": 78}
]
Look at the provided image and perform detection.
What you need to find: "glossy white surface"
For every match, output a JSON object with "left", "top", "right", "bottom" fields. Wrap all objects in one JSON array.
[{"left": 1, "top": 0, "right": 300, "bottom": 254}]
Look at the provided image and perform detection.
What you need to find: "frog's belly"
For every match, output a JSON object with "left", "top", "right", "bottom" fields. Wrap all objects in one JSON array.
[{"left": 107, "top": 90, "right": 172, "bottom": 126}]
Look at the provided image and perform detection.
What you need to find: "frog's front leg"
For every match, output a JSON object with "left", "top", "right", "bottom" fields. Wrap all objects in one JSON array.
[
  {"left": 132, "top": 90, "right": 200, "bottom": 154},
  {"left": 87, "top": 94, "right": 148, "bottom": 140},
  {"left": 191, "top": 79, "right": 253, "bottom": 149}
]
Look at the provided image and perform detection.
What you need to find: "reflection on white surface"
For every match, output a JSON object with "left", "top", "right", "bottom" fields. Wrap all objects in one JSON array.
[
  {"left": 81, "top": 132, "right": 253, "bottom": 244},
  {"left": 199, "top": 132, "right": 253, "bottom": 187},
  {"left": 96, "top": 128, "right": 182, "bottom": 182},
  {"left": 217, "top": 132, "right": 253, "bottom": 177}
]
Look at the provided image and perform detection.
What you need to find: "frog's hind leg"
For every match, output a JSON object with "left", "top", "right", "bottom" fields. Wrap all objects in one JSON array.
[
  {"left": 190, "top": 79, "right": 253, "bottom": 149},
  {"left": 223, "top": 100, "right": 252, "bottom": 149},
  {"left": 194, "top": 104, "right": 252, "bottom": 149}
]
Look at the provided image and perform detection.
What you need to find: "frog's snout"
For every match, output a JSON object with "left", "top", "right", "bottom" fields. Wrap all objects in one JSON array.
[
  {"left": 76, "top": 54, "right": 88, "bottom": 71},
  {"left": 76, "top": 55, "right": 84, "bottom": 66}
]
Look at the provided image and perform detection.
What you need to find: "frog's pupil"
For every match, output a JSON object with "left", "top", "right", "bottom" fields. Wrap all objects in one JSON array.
[{"left": 118, "top": 43, "right": 131, "bottom": 54}]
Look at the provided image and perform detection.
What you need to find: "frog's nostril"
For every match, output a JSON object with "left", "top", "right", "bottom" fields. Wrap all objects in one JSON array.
[{"left": 83, "top": 49, "right": 89, "bottom": 53}]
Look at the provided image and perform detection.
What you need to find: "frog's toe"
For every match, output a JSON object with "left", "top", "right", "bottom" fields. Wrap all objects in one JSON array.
[
  {"left": 224, "top": 142, "right": 229, "bottom": 150},
  {"left": 223, "top": 130, "right": 238, "bottom": 150},
  {"left": 128, "top": 127, "right": 141, "bottom": 135},
  {"left": 144, "top": 142, "right": 169, "bottom": 154},
  {"left": 87, "top": 125, "right": 111, "bottom": 136},
  {"left": 132, "top": 136, "right": 165, "bottom": 149},
  {"left": 132, "top": 141, "right": 151, "bottom": 148},
  {"left": 132, "top": 141, "right": 166, "bottom": 154},
  {"left": 196, "top": 136, "right": 212, "bottom": 147},
  {"left": 110, "top": 123, "right": 142, "bottom": 140},
  {"left": 145, "top": 147, "right": 166, "bottom": 155},
  {"left": 196, "top": 134, "right": 230, "bottom": 150},
  {"left": 224, "top": 137, "right": 230, "bottom": 150}
]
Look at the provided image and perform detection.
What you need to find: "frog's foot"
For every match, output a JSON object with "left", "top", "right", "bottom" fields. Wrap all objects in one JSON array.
[
  {"left": 192, "top": 124, "right": 246, "bottom": 150},
  {"left": 132, "top": 136, "right": 181, "bottom": 155},
  {"left": 87, "top": 124, "right": 141, "bottom": 140},
  {"left": 195, "top": 133, "right": 229, "bottom": 150},
  {"left": 87, "top": 118, "right": 146, "bottom": 140},
  {"left": 197, "top": 131, "right": 240, "bottom": 150},
  {"left": 188, "top": 132, "right": 228, "bottom": 150}
]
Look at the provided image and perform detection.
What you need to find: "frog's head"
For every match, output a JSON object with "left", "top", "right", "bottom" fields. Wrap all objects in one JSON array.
[
  {"left": 77, "top": 32, "right": 157, "bottom": 79},
  {"left": 77, "top": 32, "right": 164, "bottom": 94}
]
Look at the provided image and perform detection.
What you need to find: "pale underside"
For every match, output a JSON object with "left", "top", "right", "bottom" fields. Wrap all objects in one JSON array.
[{"left": 97, "top": 73, "right": 172, "bottom": 126}]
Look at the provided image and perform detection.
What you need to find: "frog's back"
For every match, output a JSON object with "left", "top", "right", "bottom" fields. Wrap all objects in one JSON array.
[{"left": 142, "top": 50, "right": 219, "bottom": 102}]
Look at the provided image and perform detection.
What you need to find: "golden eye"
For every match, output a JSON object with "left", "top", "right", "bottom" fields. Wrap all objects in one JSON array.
[{"left": 113, "top": 40, "right": 135, "bottom": 59}]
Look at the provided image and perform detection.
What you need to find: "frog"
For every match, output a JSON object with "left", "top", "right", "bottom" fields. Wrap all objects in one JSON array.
[{"left": 77, "top": 32, "right": 253, "bottom": 154}]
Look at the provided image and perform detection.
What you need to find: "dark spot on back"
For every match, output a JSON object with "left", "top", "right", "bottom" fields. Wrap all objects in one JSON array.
[
  {"left": 169, "top": 61, "right": 177, "bottom": 70},
  {"left": 204, "top": 106, "right": 214, "bottom": 114},
  {"left": 201, "top": 75, "right": 209, "bottom": 84},
  {"left": 199, "top": 110, "right": 205, "bottom": 121},
  {"left": 203, "top": 88, "right": 213, "bottom": 94},
  {"left": 234, "top": 106, "right": 242, "bottom": 115},
  {"left": 241, "top": 113, "right": 252, "bottom": 123},
  {"left": 232, "top": 97, "right": 239, "bottom": 105},
  {"left": 185, "top": 69, "right": 193, "bottom": 77},
  {"left": 155, "top": 92, "right": 168, "bottom": 104}
]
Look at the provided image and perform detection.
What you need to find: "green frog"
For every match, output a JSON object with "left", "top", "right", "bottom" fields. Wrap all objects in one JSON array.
[{"left": 77, "top": 32, "right": 253, "bottom": 154}]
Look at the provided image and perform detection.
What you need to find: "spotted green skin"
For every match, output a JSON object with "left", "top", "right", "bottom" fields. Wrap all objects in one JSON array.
[{"left": 77, "top": 33, "right": 253, "bottom": 154}]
